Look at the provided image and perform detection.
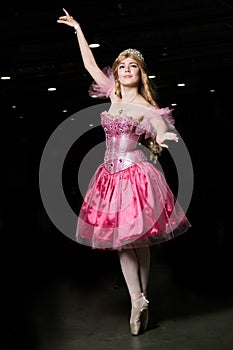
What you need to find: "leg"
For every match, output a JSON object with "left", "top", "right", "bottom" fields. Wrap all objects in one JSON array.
[
  {"left": 118, "top": 248, "right": 150, "bottom": 335},
  {"left": 134, "top": 246, "right": 151, "bottom": 297},
  {"left": 118, "top": 249, "right": 141, "bottom": 297}
]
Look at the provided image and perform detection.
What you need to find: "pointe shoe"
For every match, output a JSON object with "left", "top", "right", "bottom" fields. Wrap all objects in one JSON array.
[{"left": 130, "top": 293, "right": 149, "bottom": 336}]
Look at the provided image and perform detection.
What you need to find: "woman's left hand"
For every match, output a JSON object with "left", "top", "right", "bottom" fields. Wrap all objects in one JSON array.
[{"left": 156, "top": 132, "right": 179, "bottom": 148}]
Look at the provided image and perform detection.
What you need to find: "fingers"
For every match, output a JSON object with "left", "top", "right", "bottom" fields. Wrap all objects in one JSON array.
[
  {"left": 173, "top": 134, "right": 179, "bottom": 142},
  {"left": 158, "top": 142, "right": 168, "bottom": 149},
  {"left": 62, "top": 8, "right": 70, "bottom": 21},
  {"left": 164, "top": 132, "right": 179, "bottom": 142},
  {"left": 58, "top": 8, "right": 74, "bottom": 24},
  {"left": 57, "top": 16, "right": 73, "bottom": 20},
  {"left": 63, "top": 8, "right": 69, "bottom": 16}
]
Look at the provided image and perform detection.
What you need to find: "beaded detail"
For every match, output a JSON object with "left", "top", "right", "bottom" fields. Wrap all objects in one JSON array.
[{"left": 101, "top": 113, "right": 146, "bottom": 174}]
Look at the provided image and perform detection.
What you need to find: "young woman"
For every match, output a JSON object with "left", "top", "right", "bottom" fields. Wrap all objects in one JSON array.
[{"left": 57, "top": 8, "right": 191, "bottom": 336}]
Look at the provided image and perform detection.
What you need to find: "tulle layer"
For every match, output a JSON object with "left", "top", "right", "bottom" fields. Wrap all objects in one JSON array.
[
  {"left": 88, "top": 66, "right": 115, "bottom": 98},
  {"left": 76, "top": 162, "right": 191, "bottom": 250}
]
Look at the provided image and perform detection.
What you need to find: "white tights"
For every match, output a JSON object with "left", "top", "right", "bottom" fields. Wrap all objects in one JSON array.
[{"left": 118, "top": 247, "right": 151, "bottom": 298}]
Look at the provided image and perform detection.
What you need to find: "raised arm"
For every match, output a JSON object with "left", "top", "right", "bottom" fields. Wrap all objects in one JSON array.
[{"left": 57, "top": 8, "right": 112, "bottom": 90}]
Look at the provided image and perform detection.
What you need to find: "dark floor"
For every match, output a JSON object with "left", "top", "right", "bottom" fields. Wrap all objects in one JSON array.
[{"left": 3, "top": 228, "right": 233, "bottom": 350}]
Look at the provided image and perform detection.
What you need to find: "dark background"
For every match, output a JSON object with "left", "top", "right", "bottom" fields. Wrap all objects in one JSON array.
[{"left": 1, "top": 1, "right": 233, "bottom": 348}]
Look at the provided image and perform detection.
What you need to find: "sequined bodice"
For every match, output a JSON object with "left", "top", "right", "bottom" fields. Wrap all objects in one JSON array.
[{"left": 101, "top": 112, "right": 147, "bottom": 173}]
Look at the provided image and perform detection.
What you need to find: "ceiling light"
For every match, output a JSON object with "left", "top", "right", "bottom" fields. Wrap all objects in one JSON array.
[
  {"left": 210, "top": 89, "right": 215, "bottom": 93},
  {"left": 89, "top": 124, "right": 94, "bottom": 127},
  {"left": 171, "top": 103, "right": 177, "bottom": 106},
  {"left": 149, "top": 75, "right": 156, "bottom": 79},
  {"left": 177, "top": 83, "right": 185, "bottom": 87},
  {"left": 48, "top": 87, "right": 56, "bottom": 91},
  {"left": 62, "top": 109, "right": 68, "bottom": 113},
  {"left": 89, "top": 43, "right": 100, "bottom": 48},
  {"left": 1, "top": 76, "right": 11, "bottom": 80},
  {"left": 91, "top": 95, "right": 98, "bottom": 98}
]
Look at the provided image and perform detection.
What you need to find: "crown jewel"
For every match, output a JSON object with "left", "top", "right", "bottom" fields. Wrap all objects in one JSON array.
[{"left": 119, "top": 48, "right": 144, "bottom": 61}]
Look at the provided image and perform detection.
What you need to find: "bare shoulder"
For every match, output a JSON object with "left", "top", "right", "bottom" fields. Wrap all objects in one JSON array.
[{"left": 135, "top": 96, "right": 159, "bottom": 109}]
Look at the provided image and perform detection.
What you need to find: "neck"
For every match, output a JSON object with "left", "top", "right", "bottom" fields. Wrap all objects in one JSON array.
[{"left": 120, "top": 86, "right": 138, "bottom": 102}]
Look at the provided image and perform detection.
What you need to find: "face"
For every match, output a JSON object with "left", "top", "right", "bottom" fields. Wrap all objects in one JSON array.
[{"left": 117, "top": 57, "right": 140, "bottom": 87}]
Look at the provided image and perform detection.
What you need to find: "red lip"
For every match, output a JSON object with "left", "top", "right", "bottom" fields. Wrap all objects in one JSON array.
[{"left": 123, "top": 75, "right": 132, "bottom": 78}]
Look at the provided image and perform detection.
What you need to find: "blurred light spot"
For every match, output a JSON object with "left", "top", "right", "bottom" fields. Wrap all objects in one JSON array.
[{"left": 89, "top": 44, "right": 100, "bottom": 48}]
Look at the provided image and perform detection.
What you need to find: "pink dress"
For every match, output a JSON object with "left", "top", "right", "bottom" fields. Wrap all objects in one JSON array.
[{"left": 76, "top": 68, "right": 191, "bottom": 250}]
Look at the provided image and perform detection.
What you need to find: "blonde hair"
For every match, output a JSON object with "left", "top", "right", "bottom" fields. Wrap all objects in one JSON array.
[
  {"left": 112, "top": 52, "right": 161, "bottom": 161},
  {"left": 112, "top": 52, "right": 157, "bottom": 106}
]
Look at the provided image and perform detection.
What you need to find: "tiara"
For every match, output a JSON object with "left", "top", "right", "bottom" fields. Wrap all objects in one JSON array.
[{"left": 119, "top": 48, "right": 144, "bottom": 61}]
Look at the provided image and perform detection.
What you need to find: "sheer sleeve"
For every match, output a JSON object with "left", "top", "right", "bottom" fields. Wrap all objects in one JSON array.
[
  {"left": 88, "top": 66, "right": 115, "bottom": 99},
  {"left": 135, "top": 107, "right": 175, "bottom": 138}
]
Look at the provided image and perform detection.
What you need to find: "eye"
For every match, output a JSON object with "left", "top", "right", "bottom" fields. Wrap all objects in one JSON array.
[
  {"left": 119, "top": 64, "right": 125, "bottom": 69},
  {"left": 130, "top": 63, "right": 138, "bottom": 68}
]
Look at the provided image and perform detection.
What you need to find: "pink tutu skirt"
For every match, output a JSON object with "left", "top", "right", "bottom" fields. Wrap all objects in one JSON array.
[{"left": 76, "top": 161, "right": 191, "bottom": 250}]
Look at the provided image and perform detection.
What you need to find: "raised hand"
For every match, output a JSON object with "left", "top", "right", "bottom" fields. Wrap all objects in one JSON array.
[{"left": 57, "top": 8, "right": 78, "bottom": 28}]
